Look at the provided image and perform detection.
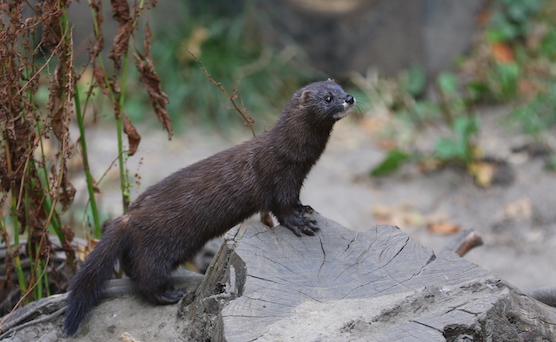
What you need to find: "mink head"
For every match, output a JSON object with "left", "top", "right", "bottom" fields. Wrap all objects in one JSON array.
[{"left": 297, "top": 79, "right": 356, "bottom": 124}]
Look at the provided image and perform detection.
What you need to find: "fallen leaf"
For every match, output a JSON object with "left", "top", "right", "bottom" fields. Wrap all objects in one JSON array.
[
  {"left": 491, "top": 42, "right": 514, "bottom": 64},
  {"left": 406, "top": 211, "right": 426, "bottom": 227},
  {"left": 504, "top": 198, "right": 532, "bottom": 220},
  {"left": 417, "top": 157, "right": 443, "bottom": 173},
  {"left": 77, "top": 238, "right": 98, "bottom": 261},
  {"left": 120, "top": 332, "right": 142, "bottom": 342},
  {"left": 372, "top": 203, "right": 425, "bottom": 229},
  {"left": 468, "top": 161, "right": 495, "bottom": 188},
  {"left": 427, "top": 221, "right": 460, "bottom": 235},
  {"left": 518, "top": 79, "right": 539, "bottom": 100}
]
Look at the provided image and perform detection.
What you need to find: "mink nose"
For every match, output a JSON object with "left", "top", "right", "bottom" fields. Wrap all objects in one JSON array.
[{"left": 345, "top": 95, "right": 355, "bottom": 104}]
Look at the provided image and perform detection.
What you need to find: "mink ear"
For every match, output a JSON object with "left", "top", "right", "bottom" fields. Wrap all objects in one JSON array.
[{"left": 300, "top": 90, "right": 311, "bottom": 104}]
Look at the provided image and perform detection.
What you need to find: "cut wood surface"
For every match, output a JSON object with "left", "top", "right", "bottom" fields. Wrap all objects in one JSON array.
[
  {"left": 2, "top": 214, "right": 555, "bottom": 341},
  {"left": 185, "top": 214, "right": 556, "bottom": 342}
]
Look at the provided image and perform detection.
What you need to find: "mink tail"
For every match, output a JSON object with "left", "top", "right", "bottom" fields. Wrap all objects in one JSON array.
[{"left": 64, "top": 219, "right": 127, "bottom": 336}]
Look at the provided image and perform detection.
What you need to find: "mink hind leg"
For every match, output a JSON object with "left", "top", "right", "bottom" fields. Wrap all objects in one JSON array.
[{"left": 133, "top": 253, "right": 185, "bottom": 305}]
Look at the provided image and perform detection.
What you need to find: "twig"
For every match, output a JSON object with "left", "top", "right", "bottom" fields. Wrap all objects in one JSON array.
[
  {"left": 443, "top": 229, "right": 483, "bottom": 257},
  {"left": 0, "top": 307, "right": 66, "bottom": 339},
  {"left": 187, "top": 50, "right": 276, "bottom": 225},
  {"left": 0, "top": 294, "right": 66, "bottom": 337},
  {"left": 186, "top": 49, "right": 256, "bottom": 137}
]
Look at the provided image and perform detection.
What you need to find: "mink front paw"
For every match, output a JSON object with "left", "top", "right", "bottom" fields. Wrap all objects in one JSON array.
[{"left": 281, "top": 214, "right": 319, "bottom": 237}]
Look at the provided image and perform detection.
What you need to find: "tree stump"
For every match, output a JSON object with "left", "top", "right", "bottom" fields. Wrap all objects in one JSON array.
[
  {"left": 1, "top": 214, "right": 555, "bottom": 341},
  {"left": 182, "top": 214, "right": 556, "bottom": 341}
]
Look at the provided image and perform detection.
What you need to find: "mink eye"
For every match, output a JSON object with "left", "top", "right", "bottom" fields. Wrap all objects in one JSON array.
[{"left": 325, "top": 96, "right": 332, "bottom": 103}]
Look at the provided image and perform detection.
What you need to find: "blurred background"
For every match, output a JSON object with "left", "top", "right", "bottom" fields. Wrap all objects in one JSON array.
[{"left": 2, "top": 0, "right": 556, "bottom": 316}]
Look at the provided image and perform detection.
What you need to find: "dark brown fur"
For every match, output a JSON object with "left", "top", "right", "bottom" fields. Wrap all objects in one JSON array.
[{"left": 64, "top": 80, "right": 355, "bottom": 336}]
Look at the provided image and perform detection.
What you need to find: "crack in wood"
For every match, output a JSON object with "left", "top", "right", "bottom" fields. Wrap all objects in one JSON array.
[
  {"left": 409, "top": 320, "right": 444, "bottom": 333},
  {"left": 343, "top": 234, "right": 358, "bottom": 254}
]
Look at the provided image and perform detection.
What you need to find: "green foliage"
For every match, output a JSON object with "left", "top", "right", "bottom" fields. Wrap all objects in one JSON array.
[
  {"left": 488, "top": 0, "right": 546, "bottom": 42},
  {"left": 371, "top": 150, "right": 411, "bottom": 176},
  {"left": 1, "top": 0, "right": 173, "bottom": 315},
  {"left": 477, "top": 0, "right": 556, "bottom": 132},
  {"left": 435, "top": 116, "right": 479, "bottom": 164},
  {"left": 512, "top": 81, "right": 556, "bottom": 135},
  {"left": 369, "top": 71, "right": 481, "bottom": 176},
  {"left": 539, "top": 26, "right": 556, "bottom": 57},
  {"left": 401, "top": 66, "right": 427, "bottom": 97},
  {"left": 436, "top": 72, "right": 468, "bottom": 117},
  {"left": 489, "top": 63, "right": 521, "bottom": 100},
  {"left": 546, "top": 155, "right": 556, "bottom": 171},
  {"left": 148, "top": 3, "right": 315, "bottom": 131},
  {"left": 364, "top": 0, "right": 556, "bottom": 179}
]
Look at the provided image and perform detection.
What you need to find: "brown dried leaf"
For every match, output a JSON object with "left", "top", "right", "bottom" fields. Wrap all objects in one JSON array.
[
  {"left": 109, "top": 0, "right": 133, "bottom": 71},
  {"left": 39, "top": 0, "right": 63, "bottom": 52},
  {"left": 77, "top": 238, "right": 99, "bottom": 261},
  {"left": 50, "top": 163, "right": 76, "bottom": 211},
  {"left": 134, "top": 28, "right": 173, "bottom": 138},
  {"left": 88, "top": 0, "right": 105, "bottom": 58},
  {"left": 51, "top": 107, "right": 66, "bottom": 142},
  {"left": 92, "top": 62, "right": 110, "bottom": 97},
  {"left": 61, "top": 224, "right": 75, "bottom": 245},
  {"left": 491, "top": 42, "right": 514, "bottom": 64},
  {"left": 427, "top": 221, "right": 461, "bottom": 235},
  {"left": 143, "top": 20, "right": 152, "bottom": 57},
  {"left": 468, "top": 161, "right": 495, "bottom": 188},
  {"left": 372, "top": 204, "right": 425, "bottom": 229},
  {"left": 504, "top": 198, "right": 532, "bottom": 220},
  {"left": 92, "top": 178, "right": 101, "bottom": 193},
  {"left": 123, "top": 114, "right": 141, "bottom": 156},
  {"left": 59, "top": 171, "right": 76, "bottom": 211}
]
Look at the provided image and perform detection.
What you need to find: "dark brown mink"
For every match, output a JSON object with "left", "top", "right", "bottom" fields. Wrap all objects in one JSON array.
[{"left": 64, "top": 80, "right": 356, "bottom": 336}]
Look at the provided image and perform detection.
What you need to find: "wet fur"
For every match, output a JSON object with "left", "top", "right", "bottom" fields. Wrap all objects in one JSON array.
[{"left": 64, "top": 80, "right": 355, "bottom": 336}]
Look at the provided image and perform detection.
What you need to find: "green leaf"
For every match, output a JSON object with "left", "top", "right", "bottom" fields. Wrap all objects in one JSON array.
[
  {"left": 546, "top": 155, "right": 556, "bottom": 171},
  {"left": 496, "top": 63, "right": 521, "bottom": 98},
  {"left": 371, "top": 149, "right": 411, "bottom": 176},
  {"left": 437, "top": 72, "right": 458, "bottom": 95},
  {"left": 435, "top": 138, "right": 461, "bottom": 160},
  {"left": 404, "top": 66, "right": 426, "bottom": 96},
  {"left": 435, "top": 116, "right": 479, "bottom": 163},
  {"left": 453, "top": 116, "right": 478, "bottom": 143}
]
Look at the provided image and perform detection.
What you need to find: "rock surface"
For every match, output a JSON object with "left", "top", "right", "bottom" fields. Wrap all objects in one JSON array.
[
  {"left": 2, "top": 215, "right": 555, "bottom": 341},
  {"left": 258, "top": 0, "right": 485, "bottom": 78}
]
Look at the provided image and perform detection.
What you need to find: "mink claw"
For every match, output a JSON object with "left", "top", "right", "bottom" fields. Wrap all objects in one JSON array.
[
  {"left": 306, "top": 219, "right": 319, "bottom": 231},
  {"left": 287, "top": 225, "right": 304, "bottom": 237},
  {"left": 302, "top": 224, "right": 319, "bottom": 236},
  {"left": 281, "top": 216, "right": 320, "bottom": 237}
]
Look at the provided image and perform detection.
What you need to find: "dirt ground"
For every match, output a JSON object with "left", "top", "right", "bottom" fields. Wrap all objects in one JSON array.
[{"left": 75, "top": 105, "right": 556, "bottom": 293}]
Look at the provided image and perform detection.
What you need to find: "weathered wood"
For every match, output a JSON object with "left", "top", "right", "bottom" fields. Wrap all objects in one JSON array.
[
  {"left": 183, "top": 214, "right": 556, "bottom": 342},
  {"left": 2, "top": 215, "right": 555, "bottom": 341}
]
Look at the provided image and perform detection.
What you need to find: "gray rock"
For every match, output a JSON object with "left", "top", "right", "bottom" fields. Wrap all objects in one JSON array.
[{"left": 258, "top": 0, "right": 485, "bottom": 78}]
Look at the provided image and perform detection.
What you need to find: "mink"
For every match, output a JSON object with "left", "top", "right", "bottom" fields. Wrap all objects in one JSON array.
[{"left": 64, "top": 80, "right": 356, "bottom": 336}]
